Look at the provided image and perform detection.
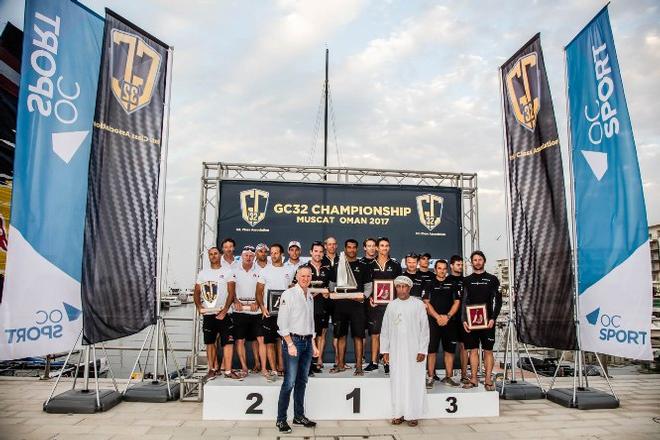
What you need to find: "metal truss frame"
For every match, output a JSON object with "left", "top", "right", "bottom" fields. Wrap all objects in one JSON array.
[{"left": 190, "top": 162, "right": 480, "bottom": 371}]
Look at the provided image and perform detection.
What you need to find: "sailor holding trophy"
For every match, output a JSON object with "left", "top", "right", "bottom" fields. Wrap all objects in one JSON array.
[{"left": 328, "top": 239, "right": 371, "bottom": 375}]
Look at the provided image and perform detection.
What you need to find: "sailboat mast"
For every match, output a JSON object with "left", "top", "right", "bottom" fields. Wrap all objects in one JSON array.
[{"left": 323, "top": 48, "right": 329, "bottom": 174}]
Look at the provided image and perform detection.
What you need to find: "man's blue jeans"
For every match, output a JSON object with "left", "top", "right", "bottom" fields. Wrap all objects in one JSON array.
[{"left": 277, "top": 335, "right": 313, "bottom": 422}]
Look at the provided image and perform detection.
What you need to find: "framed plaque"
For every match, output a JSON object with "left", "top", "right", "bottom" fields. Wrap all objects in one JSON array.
[
  {"left": 267, "top": 289, "right": 284, "bottom": 315},
  {"left": 466, "top": 304, "right": 489, "bottom": 330},
  {"left": 373, "top": 280, "right": 394, "bottom": 304}
]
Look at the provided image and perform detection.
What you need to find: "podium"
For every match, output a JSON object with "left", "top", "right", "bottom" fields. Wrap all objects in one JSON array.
[{"left": 203, "top": 369, "right": 499, "bottom": 420}]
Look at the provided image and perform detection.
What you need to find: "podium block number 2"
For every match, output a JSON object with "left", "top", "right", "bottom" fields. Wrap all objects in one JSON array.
[
  {"left": 346, "top": 388, "right": 361, "bottom": 414},
  {"left": 246, "top": 392, "right": 264, "bottom": 414}
]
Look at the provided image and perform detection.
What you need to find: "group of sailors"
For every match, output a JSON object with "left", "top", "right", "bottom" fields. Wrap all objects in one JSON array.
[{"left": 193, "top": 236, "right": 502, "bottom": 391}]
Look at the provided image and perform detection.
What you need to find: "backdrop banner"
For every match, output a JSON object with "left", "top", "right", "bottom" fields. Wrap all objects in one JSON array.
[{"left": 217, "top": 180, "right": 462, "bottom": 260}]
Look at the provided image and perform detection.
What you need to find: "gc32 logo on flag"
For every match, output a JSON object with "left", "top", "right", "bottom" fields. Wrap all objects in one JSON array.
[
  {"left": 505, "top": 52, "right": 541, "bottom": 131},
  {"left": 416, "top": 194, "right": 443, "bottom": 232},
  {"left": 240, "top": 189, "right": 269, "bottom": 227},
  {"left": 110, "top": 29, "right": 162, "bottom": 114}
]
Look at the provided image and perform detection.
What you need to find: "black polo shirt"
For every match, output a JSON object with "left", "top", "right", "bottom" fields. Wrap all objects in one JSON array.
[
  {"left": 423, "top": 276, "right": 460, "bottom": 316},
  {"left": 369, "top": 257, "right": 402, "bottom": 280},
  {"left": 295, "top": 261, "right": 334, "bottom": 314},
  {"left": 461, "top": 271, "right": 501, "bottom": 322},
  {"left": 402, "top": 270, "right": 427, "bottom": 298}
]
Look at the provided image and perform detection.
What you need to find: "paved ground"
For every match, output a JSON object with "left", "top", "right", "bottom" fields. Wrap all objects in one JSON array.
[{"left": 0, "top": 374, "right": 659, "bottom": 440}]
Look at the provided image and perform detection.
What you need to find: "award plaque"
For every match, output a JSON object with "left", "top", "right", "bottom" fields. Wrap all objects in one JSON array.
[
  {"left": 466, "top": 304, "right": 489, "bottom": 330},
  {"left": 373, "top": 280, "right": 394, "bottom": 304},
  {"left": 267, "top": 289, "right": 284, "bottom": 315},
  {"left": 201, "top": 281, "right": 221, "bottom": 315}
]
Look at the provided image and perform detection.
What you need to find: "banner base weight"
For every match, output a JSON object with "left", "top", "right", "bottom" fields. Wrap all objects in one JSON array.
[
  {"left": 496, "top": 380, "right": 545, "bottom": 400},
  {"left": 547, "top": 387, "right": 619, "bottom": 410},
  {"left": 43, "top": 389, "right": 121, "bottom": 414},
  {"left": 124, "top": 380, "right": 180, "bottom": 402}
]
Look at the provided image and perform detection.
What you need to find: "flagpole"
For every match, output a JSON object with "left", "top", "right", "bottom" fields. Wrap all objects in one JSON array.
[
  {"left": 153, "top": 45, "right": 174, "bottom": 381},
  {"left": 498, "top": 67, "right": 517, "bottom": 382}
]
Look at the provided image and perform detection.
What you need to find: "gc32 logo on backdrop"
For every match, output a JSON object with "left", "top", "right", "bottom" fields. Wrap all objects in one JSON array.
[
  {"left": 416, "top": 194, "right": 443, "bottom": 232},
  {"left": 505, "top": 52, "right": 541, "bottom": 131},
  {"left": 240, "top": 188, "right": 269, "bottom": 227},
  {"left": 110, "top": 29, "right": 162, "bottom": 114}
]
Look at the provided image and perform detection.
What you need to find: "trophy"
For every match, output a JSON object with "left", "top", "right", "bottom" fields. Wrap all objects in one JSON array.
[
  {"left": 267, "top": 289, "right": 284, "bottom": 315},
  {"left": 308, "top": 279, "right": 329, "bottom": 297},
  {"left": 200, "top": 281, "right": 223, "bottom": 315},
  {"left": 330, "top": 252, "right": 364, "bottom": 300},
  {"left": 466, "top": 304, "right": 489, "bottom": 330},
  {"left": 373, "top": 279, "right": 394, "bottom": 304}
]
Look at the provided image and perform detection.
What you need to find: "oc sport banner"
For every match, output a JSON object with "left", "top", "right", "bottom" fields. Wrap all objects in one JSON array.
[
  {"left": 501, "top": 34, "right": 577, "bottom": 350},
  {"left": 0, "top": 22, "right": 23, "bottom": 302},
  {"left": 1, "top": 0, "right": 102, "bottom": 359},
  {"left": 81, "top": 10, "right": 169, "bottom": 344},
  {"left": 217, "top": 180, "right": 462, "bottom": 260},
  {"left": 567, "top": 6, "right": 652, "bottom": 360}
]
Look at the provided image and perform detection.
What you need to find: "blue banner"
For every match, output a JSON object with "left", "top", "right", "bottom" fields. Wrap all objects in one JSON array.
[
  {"left": 0, "top": 0, "right": 103, "bottom": 359},
  {"left": 567, "top": 6, "right": 652, "bottom": 360}
]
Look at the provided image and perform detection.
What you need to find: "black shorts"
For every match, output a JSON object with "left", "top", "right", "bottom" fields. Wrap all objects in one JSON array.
[
  {"left": 428, "top": 318, "right": 458, "bottom": 354},
  {"left": 262, "top": 315, "right": 280, "bottom": 344},
  {"left": 232, "top": 313, "right": 264, "bottom": 340},
  {"left": 332, "top": 300, "right": 366, "bottom": 338},
  {"left": 314, "top": 313, "right": 329, "bottom": 335},
  {"left": 462, "top": 326, "right": 496, "bottom": 351},
  {"left": 202, "top": 314, "right": 234, "bottom": 346},
  {"left": 367, "top": 304, "right": 386, "bottom": 335}
]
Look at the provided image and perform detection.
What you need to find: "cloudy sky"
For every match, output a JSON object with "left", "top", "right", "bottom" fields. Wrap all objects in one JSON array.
[{"left": 2, "top": 0, "right": 658, "bottom": 287}]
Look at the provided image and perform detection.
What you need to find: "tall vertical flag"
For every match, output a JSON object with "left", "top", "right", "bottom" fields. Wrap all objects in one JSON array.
[
  {"left": 566, "top": 6, "right": 652, "bottom": 360},
  {"left": 81, "top": 10, "right": 169, "bottom": 344},
  {"left": 0, "top": 0, "right": 102, "bottom": 359},
  {"left": 501, "top": 34, "right": 577, "bottom": 350}
]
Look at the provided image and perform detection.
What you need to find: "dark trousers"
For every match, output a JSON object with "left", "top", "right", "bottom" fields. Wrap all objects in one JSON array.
[{"left": 277, "top": 335, "right": 313, "bottom": 422}]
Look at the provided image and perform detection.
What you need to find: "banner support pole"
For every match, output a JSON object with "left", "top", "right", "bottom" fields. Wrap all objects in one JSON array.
[
  {"left": 545, "top": 37, "right": 618, "bottom": 410},
  {"left": 496, "top": 66, "right": 545, "bottom": 400}
]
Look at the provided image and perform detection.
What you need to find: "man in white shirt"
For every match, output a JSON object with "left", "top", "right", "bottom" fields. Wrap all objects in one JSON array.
[
  {"left": 233, "top": 246, "right": 273, "bottom": 381},
  {"left": 219, "top": 237, "right": 239, "bottom": 271},
  {"left": 257, "top": 243, "right": 293, "bottom": 377},
  {"left": 255, "top": 243, "right": 270, "bottom": 271},
  {"left": 193, "top": 247, "right": 240, "bottom": 380},
  {"left": 275, "top": 266, "right": 319, "bottom": 434},
  {"left": 285, "top": 241, "right": 302, "bottom": 276}
]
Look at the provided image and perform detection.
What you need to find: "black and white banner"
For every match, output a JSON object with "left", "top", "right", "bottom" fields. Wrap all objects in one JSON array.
[
  {"left": 501, "top": 34, "right": 577, "bottom": 350},
  {"left": 81, "top": 10, "right": 169, "bottom": 344}
]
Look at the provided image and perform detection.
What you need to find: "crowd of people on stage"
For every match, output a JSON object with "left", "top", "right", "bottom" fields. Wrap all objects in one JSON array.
[{"left": 194, "top": 235, "right": 502, "bottom": 431}]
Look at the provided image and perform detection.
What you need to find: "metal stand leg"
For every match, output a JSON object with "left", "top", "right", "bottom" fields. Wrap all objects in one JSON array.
[
  {"left": 123, "top": 324, "right": 155, "bottom": 393},
  {"left": 45, "top": 330, "right": 82, "bottom": 406},
  {"left": 548, "top": 350, "right": 565, "bottom": 391},
  {"left": 99, "top": 342, "right": 119, "bottom": 393}
]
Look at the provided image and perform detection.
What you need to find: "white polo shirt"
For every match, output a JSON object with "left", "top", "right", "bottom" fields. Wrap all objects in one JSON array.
[
  {"left": 258, "top": 264, "right": 292, "bottom": 292},
  {"left": 277, "top": 284, "right": 315, "bottom": 338},
  {"left": 233, "top": 263, "right": 261, "bottom": 315},
  {"left": 220, "top": 255, "right": 240, "bottom": 271},
  {"left": 284, "top": 259, "right": 302, "bottom": 279}
]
